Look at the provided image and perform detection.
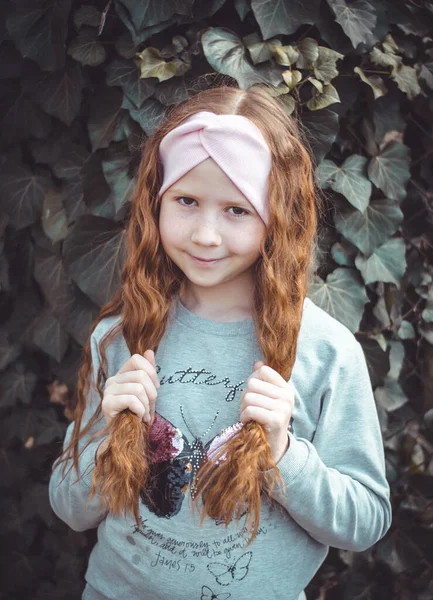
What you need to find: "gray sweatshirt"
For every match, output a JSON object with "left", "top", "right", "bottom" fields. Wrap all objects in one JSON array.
[{"left": 49, "top": 296, "right": 392, "bottom": 600}]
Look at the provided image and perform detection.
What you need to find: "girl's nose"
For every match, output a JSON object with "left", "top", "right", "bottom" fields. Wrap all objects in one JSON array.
[{"left": 190, "top": 220, "right": 222, "bottom": 246}]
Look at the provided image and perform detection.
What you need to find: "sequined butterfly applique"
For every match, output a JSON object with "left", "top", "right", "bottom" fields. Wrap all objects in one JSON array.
[{"left": 140, "top": 412, "right": 243, "bottom": 519}]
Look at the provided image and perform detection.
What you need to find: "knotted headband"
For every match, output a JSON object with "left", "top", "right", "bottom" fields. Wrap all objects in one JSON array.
[{"left": 158, "top": 111, "right": 272, "bottom": 225}]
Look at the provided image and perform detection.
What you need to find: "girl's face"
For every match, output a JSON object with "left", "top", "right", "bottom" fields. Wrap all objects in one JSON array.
[{"left": 159, "top": 158, "right": 267, "bottom": 294}]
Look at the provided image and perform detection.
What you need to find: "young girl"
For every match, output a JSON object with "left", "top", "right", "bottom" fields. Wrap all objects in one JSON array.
[{"left": 49, "top": 84, "right": 392, "bottom": 600}]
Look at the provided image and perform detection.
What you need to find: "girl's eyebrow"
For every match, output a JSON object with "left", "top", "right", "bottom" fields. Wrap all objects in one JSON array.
[{"left": 169, "top": 188, "right": 250, "bottom": 207}]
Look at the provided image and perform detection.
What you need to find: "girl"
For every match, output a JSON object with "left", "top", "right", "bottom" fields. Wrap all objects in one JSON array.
[{"left": 49, "top": 84, "right": 392, "bottom": 600}]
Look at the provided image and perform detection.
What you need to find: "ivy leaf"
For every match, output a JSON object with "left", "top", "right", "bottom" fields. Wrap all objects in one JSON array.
[
  {"left": 368, "top": 142, "right": 411, "bottom": 202},
  {"left": 114, "top": 0, "right": 191, "bottom": 33},
  {"left": 88, "top": 88, "right": 127, "bottom": 151},
  {"left": 235, "top": 0, "right": 251, "bottom": 21},
  {"left": 101, "top": 143, "right": 135, "bottom": 213},
  {"left": 419, "top": 49, "right": 433, "bottom": 89},
  {"left": 307, "top": 82, "right": 340, "bottom": 110},
  {"left": 301, "top": 108, "right": 339, "bottom": 163},
  {"left": 309, "top": 267, "right": 369, "bottom": 333},
  {"left": 106, "top": 58, "right": 156, "bottom": 108},
  {"left": 369, "top": 47, "right": 402, "bottom": 69},
  {"left": 201, "top": 27, "right": 261, "bottom": 89},
  {"left": 334, "top": 197, "right": 404, "bottom": 255},
  {"left": 0, "top": 364, "right": 38, "bottom": 408},
  {"left": 22, "top": 62, "right": 84, "bottom": 126},
  {"left": 0, "top": 159, "right": 51, "bottom": 230},
  {"left": 317, "top": 154, "right": 371, "bottom": 211},
  {"left": 122, "top": 95, "right": 166, "bottom": 135},
  {"left": 282, "top": 69, "right": 302, "bottom": 90},
  {"left": 390, "top": 63, "right": 421, "bottom": 100},
  {"left": 73, "top": 5, "right": 102, "bottom": 29},
  {"left": 326, "top": 0, "right": 378, "bottom": 49},
  {"left": 313, "top": 46, "right": 344, "bottom": 84},
  {"left": 398, "top": 320, "right": 415, "bottom": 339},
  {"left": 296, "top": 38, "right": 319, "bottom": 69},
  {"left": 33, "top": 247, "right": 99, "bottom": 345},
  {"left": 251, "top": 0, "right": 321, "bottom": 39},
  {"left": 243, "top": 32, "right": 277, "bottom": 65},
  {"left": 6, "top": 0, "right": 72, "bottom": 71},
  {"left": 62, "top": 215, "right": 126, "bottom": 307},
  {"left": 136, "top": 47, "right": 177, "bottom": 82},
  {"left": 67, "top": 27, "right": 107, "bottom": 67},
  {"left": 272, "top": 44, "right": 299, "bottom": 67},
  {"left": 41, "top": 187, "right": 68, "bottom": 244},
  {"left": 355, "top": 237, "right": 407, "bottom": 286},
  {"left": 153, "top": 77, "right": 190, "bottom": 105},
  {"left": 354, "top": 66, "right": 387, "bottom": 99},
  {"left": 0, "top": 84, "right": 52, "bottom": 144}
]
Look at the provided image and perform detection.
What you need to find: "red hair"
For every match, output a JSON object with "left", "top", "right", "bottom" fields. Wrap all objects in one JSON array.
[{"left": 52, "top": 83, "right": 322, "bottom": 544}]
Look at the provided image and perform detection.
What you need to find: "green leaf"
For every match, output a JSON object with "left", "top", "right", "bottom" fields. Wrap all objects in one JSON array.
[
  {"left": 331, "top": 239, "right": 357, "bottom": 267},
  {"left": 355, "top": 237, "right": 407, "bottom": 286},
  {"left": 0, "top": 84, "right": 52, "bottom": 144},
  {"left": 243, "top": 32, "right": 276, "bottom": 65},
  {"left": 309, "top": 267, "right": 368, "bottom": 333},
  {"left": 398, "top": 320, "right": 415, "bottom": 339},
  {"left": 114, "top": 0, "right": 192, "bottom": 32},
  {"left": 272, "top": 44, "right": 299, "bottom": 66},
  {"left": 101, "top": 143, "right": 135, "bottom": 213},
  {"left": 6, "top": 0, "right": 72, "bottom": 71},
  {"left": 0, "top": 159, "right": 51, "bottom": 230},
  {"left": 368, "top": 142, "right": 411, "bottom": 202},
  {"left": 369, "top": 47, "right": 402, "bottom": 69},
  {"left": 419, "top": 49, "right": 433, "bottom": 89},
  {"left": 67, "top": 27, "right": 107, "bottom": 67},
  {"left": 334, "top": 196, "right": 404, "bottom": 255},
  {"left": 0, "top": 365, "right": 37, "bottom": 408},
  {"left": 422, "top": 300, "right": 433, "bottom": 323},
  {"left": 316, "top": 154, "right": 371, "bottom": 211},
  {"left": 88, "top": 88, "right": 127, "bottom": 151},
  {"left": 390, "top": 63, "right": 421, "bottom": 100},
  {"left": 22, "top": 62, "right": 84, "bottom": 126},
  {"left": 313, "top": 46, "right": 344, "bottom": 84},
  {"left": 301, "top": 108, "right": 339, "bottom": 163},
  {"left": 326, "top": 0, "right": 378, "bottom": 49},
  {"left": 122, "top": 95, "right": 166, "bottom": 135},
  {"left": 201, "top": 27, "right": 260, "bottom": 89},
  {"left": 73, "top": 5, "right": 102, "bottom": 29},
  {"left": 251, "top": 0, "right": 321, "bottom": 39},
  {"left": 235, "top": 0, "right": 251, "bottom": 20},
  {"left": 41, "top": 187, "right": 68, "bottom": 244},
  {"left": 354, "top": 66, "right": 387, "bottom": 99},
  {"left": 296, "top": 38, "right": 319, "bottom": 69},
  {"left": 62, "top": 215, "right": 127, "bottom": 307},
  {"left": 153, "top": 77, "right": 190, "bottom": 105},
  {"left": 375, "top": 378, "right": 408, "bottom": 411},
  {"left": 306, "top": 82, "right": 340, "bottom": 110},
  {"left": 136, "top": 47, "right": 177, "bottom": 82},
  {"left": 106, "top": 58, "right": 156, "bottom": 108},
  {"left": 282, "top": 69, "right": 302, "bottom": 90},
  {"left": 33, "top": 247, "right": 99, "bottom": 345}
]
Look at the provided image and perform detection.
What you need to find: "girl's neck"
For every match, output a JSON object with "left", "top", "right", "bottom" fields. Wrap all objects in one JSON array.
[{"left": 179, "top": 272, "right": 255, "bottom": 323}]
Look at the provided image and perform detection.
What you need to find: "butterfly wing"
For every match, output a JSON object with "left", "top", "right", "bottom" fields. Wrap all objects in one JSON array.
[
  {"left": 207, "top": 562, "right": 233, "bottom": 587},
  {"left": 231, "top": 551, "right": 253, "bottom": 582},
  {"left": 140, "top": 412, "right": 193, "bottom": 518}
]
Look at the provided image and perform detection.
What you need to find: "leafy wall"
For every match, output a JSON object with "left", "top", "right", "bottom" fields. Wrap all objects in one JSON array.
[{"left": 1, "top": 1, "right": 433, "bottom": 598}]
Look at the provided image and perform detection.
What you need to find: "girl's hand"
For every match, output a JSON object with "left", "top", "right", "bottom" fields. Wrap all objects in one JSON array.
[
  {"left": 239, "top": 361, "right": 295, "bottom": 465},
  {"left": 101, "top": 350, "right": 160, "bottom": 428}
]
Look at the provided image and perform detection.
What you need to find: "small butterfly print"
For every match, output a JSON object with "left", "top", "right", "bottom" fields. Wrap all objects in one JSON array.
[
  {"left": 201, "top": 585, "right": 231, "bottom": 600},
  {"left": 207, "top": 551, "right": 253, "bottom": 587}
]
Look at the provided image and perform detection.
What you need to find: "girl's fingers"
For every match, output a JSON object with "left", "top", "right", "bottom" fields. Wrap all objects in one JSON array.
[
  {"left": 248, "top": 364, "right": 288, "bottom": 388},
  {"left": 117, "top": 353, "right": 160, "bottom": 389},
  {"left": 242, "top": 378, "right": 285, "bottom": 400},
  {"left": 240, "top": 392, "right": 277, "bottom": 413},
  {"left": 105, "top": 394, "right": 147, "bottom": 422},
  {"left": 240, "top": 405, "right": 275, "bottom": 428}
]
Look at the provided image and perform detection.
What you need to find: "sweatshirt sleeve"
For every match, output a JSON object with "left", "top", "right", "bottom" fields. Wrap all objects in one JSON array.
[
  {"left": 48, "top": 328, "right": 110, "bottom": 532},
  {"left": 266, "top": 339, "right": 392, "bottom": 552}
]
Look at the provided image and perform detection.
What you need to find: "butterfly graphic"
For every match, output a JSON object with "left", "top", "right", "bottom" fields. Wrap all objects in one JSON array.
[
  {"left": 207, "top": 551, "right": 253, "bottom": 587},
  {"left": 140, "top": 413, "right": 243, "bottom": 519},
  {"left": 201, "top": 585, "right": 231, "bottom": 600}
]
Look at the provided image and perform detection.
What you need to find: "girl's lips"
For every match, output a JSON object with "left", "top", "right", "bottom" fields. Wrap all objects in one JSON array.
[{"left": 189, "top": 255, "right": 223, "bottom": 266}]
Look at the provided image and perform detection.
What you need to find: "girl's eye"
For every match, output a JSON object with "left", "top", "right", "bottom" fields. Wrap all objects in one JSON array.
[
  {"left": 228, "top": 206, "right": 248, "bottom": 217},
  {"left": 176, "top": 196, "right": 196, "bottom": 207}
]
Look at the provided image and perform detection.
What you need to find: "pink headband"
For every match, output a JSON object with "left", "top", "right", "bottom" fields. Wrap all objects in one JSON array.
[{"left": 158, "top": 111, "right": 272, "bottom": 225}]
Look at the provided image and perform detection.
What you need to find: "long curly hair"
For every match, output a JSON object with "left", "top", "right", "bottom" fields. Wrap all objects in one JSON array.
[{"left": 52, "top": 83, "right": 322, "bottom": 545}]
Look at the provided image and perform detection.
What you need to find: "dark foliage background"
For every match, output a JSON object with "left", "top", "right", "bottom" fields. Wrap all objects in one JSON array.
[{"left": 1, "top": 0, "right": 433, "bottom": 599}]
